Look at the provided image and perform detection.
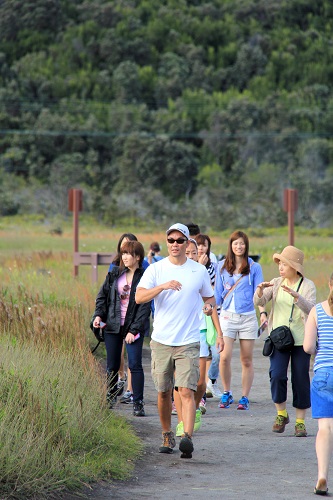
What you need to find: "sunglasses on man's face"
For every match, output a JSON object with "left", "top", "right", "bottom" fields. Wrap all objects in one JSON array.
[{"left": 167, "top": 238, "right": 187, "bottom": 245}]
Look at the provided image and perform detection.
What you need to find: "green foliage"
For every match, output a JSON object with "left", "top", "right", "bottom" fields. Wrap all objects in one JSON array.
[{"left": 0, "top": 0, "right": 333, "bottom": 228}]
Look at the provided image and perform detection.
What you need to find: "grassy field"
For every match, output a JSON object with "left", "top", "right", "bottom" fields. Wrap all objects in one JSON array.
[
  {"left": 0, "top": 215, "right": 331, "bottom": 497},
  {"left": 0, "top": 214, "right": 332, "bottom": 296}
]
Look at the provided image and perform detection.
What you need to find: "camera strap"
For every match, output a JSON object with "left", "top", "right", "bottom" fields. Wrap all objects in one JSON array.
[{"left": 288, "top": 277, "right": 304, "bottom": 324}]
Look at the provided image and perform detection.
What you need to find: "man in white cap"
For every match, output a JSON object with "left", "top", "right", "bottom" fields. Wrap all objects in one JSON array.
[{"left": 136, "top": 223, "right": 219, "bottom": 458}]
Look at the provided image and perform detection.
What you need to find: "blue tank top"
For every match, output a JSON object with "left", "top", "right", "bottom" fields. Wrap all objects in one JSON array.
[{"left": 313, "top": 303, "right": 333, "bottom": 372}]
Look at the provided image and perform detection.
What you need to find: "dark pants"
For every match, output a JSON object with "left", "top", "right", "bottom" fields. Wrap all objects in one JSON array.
[
  {"left": 269, "top": 345, "right": 311, "bottom": 409},
  {"left": 104, "top": 332, "right": 145, "bottom": 403}
]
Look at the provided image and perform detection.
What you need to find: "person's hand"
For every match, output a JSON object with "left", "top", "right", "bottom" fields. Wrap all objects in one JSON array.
[
  {"left": 93, "top": 316, "right": 101, "bottom": 328},
  {"left": 162, "top": 280, "right": 182, "bottom": 291},
  {"left": 216, "top": 336, "right": 224, "bottom": 353},
  {"left": 281, "top": 284, "right": 299, "bottom": 301},
  {"left": 260, "top": 317, "right": 268, "bottom": 326},
  {"left": 147, "top": 250, "right": 155, "bottom": 264},
  {"left": 202, "top": 303, "right": 214, "bottom": 316},
  {"left": 198, "top": 254, "right": 208, "bottom": 266},
  {"left": 125, "top": 332, "right": 136, "bottom": 344},
  {"left": 256, "top": 282, "right": 273, "bottom": 297}
]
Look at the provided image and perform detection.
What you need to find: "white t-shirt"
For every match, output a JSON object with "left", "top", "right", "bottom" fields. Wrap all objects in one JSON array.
[{"left": 137, "top": 257, "right": 214, "bottom": 346}]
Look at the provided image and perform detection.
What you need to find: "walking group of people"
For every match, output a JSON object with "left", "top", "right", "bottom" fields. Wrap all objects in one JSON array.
[{"left": 91, "top": 222, "right": 333, "bottom": 495}]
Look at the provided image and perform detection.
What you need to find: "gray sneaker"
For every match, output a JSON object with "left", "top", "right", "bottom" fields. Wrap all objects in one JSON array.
[
  {"left": 133, "top": 400, "right": 145, "bottom": 417},
  {"left": 117, "top": 374, "right": 127, "bottom": 397},
  {"left": 120, "top": 390, "right": 133, "bottom": 404},
  {"left": 106, "top": 392, "right": 117, "bottom": 409}
]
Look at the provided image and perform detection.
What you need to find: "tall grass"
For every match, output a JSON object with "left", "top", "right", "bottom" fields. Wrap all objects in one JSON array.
[
  {"left": 0, "top": 252, "right": 141, "bottom": 499},
  {"left": 0, "top": 340, "right": 141, "bottom": 498}
]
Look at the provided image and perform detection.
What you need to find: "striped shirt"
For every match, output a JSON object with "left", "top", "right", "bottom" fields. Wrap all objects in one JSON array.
[
  {"left": 207, "top": 262, "right": 216, "bottom": 288},
  {"left": 313, "top": 303, "right": 333, "bottom": 372}
]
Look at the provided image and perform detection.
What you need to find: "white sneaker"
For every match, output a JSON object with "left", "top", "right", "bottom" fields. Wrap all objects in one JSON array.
[{"left": 206, "top": 379, "right": 223, "bottom": 399}]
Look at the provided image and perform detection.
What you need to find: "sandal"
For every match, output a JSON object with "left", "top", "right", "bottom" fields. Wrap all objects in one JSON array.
[{"left": 314, "top": 479, "right": 328, "bottom": 496}]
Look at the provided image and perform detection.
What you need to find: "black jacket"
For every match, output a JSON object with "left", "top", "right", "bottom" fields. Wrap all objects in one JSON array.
[{"left": 93, "top": 266, "right": 151, "bottom": 337}]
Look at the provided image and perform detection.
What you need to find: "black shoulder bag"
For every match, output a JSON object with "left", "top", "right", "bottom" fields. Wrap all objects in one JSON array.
[{"left": 263, "top": 278, "right": 303, "bottom": 356}]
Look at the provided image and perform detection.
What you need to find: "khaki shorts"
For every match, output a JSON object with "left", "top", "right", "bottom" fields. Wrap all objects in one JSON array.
[
  {"left": 150, "top": 339, "right": 200, "bottom": 392},
  {"left": 219, "top": 312, "right": 258, "bottom": 340}
]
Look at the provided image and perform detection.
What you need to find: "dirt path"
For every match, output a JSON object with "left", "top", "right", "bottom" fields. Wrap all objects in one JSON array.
[{"left": 79, "top": 342, "right": 320, "bottom": 500}]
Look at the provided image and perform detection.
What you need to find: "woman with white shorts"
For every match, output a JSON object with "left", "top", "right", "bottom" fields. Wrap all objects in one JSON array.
[{"left": 215, "top": 230, "right": 265, "bottom": 411}]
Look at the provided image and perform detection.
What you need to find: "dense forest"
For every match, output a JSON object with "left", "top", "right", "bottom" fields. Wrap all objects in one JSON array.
[{"left": 0, "top": 0, "right": 333, "bottom": 230}]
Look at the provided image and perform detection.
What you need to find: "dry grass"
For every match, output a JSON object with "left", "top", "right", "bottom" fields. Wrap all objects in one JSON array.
[{"left": 0, "top": 248, "right": 142, "bottom": 498}]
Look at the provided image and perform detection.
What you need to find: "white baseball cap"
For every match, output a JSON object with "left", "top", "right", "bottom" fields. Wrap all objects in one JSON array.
[{"left": 166, "top": 223, "right": 189, "bottom": 239}]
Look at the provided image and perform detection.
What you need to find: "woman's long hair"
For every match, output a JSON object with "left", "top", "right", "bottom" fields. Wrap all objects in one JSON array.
[
  {"left": 195, "top": 234, "right": 212, "bottom": 268},
  {"left": 222, "top": 230, "right": 250, "bottom": 275},
  {"left": 329, "top": 272, "right": 333, "bottom": 315},
  {"left": 112, "top": 233, "right": 138, "bottom": 266}
]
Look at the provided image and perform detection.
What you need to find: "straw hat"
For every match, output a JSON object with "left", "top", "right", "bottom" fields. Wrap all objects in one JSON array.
[{"left": 273, "top": 246, "right": 305, "bottom": 276}]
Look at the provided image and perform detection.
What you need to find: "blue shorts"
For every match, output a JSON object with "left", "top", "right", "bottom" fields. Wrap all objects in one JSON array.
[{"left": 311, "top": 367, "right": 333, "bottom": 418}]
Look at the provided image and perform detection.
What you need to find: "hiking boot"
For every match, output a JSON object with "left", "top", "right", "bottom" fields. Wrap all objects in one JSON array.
[
  {"left": 179, "top": 432, "right": 194, "bottom": 459},
  {"left": 199, "top": 398, "right": 207, "bottom": 415},
  {"left": 206, "top": 379, "right": 223, "bottom": 399},
  {"left": 294, "top": 422, "right": 307, "bottom": 437},
  {"left": 120, "top": 390, "right": 133, "bottom": 404},
  {"left": 176, "top": 421, "right": 184, "bottom": 437},
  {"left": 159, "top": 431, "right": 176, "bottom": 454},
  {"left": 272, "top": 414, "right": 290, "bottom": 433},
  {"left": 219, "top": 391, "right": 234, "bottom": 409},
  {"left": 133, "top": 400, "right": 145, "bottom": 417},
  {"left": 194, "top": 409, "right": 202, "bottom": 432},
  {"left": 237, "top": 396, "right": 249, "bottom": 410}
]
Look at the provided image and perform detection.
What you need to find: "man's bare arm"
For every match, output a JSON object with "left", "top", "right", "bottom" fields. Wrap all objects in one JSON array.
[{"left": 135, "top": 280, "right": 183, "bottom": 304}]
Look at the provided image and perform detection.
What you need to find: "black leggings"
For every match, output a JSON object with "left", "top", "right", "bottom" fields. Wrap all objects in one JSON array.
[{"left": 104, "top": 332, "right": 145, "bottom": 403}]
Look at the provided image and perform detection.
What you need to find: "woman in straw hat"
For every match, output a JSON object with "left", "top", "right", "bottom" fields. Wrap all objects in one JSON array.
[{"left": 254, "top": 246, "right": 316, "bottom": 437}]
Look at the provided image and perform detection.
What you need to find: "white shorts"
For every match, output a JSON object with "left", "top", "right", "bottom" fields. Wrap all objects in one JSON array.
[
  {"left": 199, "top": 330, "right": 209, "bottom": 358},
  {"left": 219, "top": 311, "right": 258, "bottom": 340}
]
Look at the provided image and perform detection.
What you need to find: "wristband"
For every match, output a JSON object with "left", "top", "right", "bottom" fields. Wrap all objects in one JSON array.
[
  {"left": 260, "top": 311, "right": 268, "bottom": 316},
  {"left": 217, "top": 335, "right": 223, "bottom": 339}
]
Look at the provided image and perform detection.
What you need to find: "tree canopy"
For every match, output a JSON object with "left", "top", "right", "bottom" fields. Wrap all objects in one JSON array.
[{"left": 1, "top": 0, "right": 333, "bottom": 229}]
